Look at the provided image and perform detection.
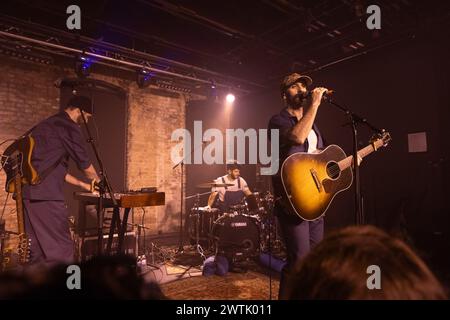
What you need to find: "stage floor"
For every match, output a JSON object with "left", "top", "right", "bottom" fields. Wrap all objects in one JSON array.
[
  {"left": 160, "top": 270, "right": 279, "bottom": 300},
  {"left": 140, "top": 244, "right": 282, "bottom": 300}
]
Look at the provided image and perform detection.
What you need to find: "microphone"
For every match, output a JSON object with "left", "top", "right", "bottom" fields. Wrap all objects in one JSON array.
[{"left": 305, "top": 89, "right": 334, "bottom": 100}]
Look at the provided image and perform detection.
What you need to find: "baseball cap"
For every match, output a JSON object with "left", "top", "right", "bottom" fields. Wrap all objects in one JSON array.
[
  {"left": 280, "top": 73, "right": 313, "bottom": 96},
  {"left": 66, "top": 95, "right": 93, "bottom": 114}
]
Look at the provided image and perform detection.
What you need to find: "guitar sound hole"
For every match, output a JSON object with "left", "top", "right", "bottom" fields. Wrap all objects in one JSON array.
[{"left": 326, "top": 162, "right": 340, "bottom": 179}]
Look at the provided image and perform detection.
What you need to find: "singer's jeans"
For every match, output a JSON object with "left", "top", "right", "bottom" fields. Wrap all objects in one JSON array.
[{"left": 275, "top": 203, "right": 324, "bottom": 299}]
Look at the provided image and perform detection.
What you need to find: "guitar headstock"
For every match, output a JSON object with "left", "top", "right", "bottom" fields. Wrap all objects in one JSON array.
[{"left": 370, "top": 130, "right": 392, "bottom": 150}]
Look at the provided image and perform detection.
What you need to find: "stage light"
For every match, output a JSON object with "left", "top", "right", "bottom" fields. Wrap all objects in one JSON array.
[
  {"left": 75, "top": 55, "right": 91, "bottom": 78},
  {"left": 206, "top": 80, "right": 219, "bottom": 102},
  {"left": 137, "top": 68, "right": 153, "bottom": 88},
  {"left": 225, "top": 93, "right": 235, "bottom": 104}
]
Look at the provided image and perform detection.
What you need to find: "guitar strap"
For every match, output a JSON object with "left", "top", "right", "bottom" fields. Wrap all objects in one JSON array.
[{"left": 37, "top": 154, "right": 65, "bottom": 184}]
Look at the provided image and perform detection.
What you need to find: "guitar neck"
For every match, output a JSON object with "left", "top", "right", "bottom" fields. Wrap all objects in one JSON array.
[
  {"left": 338, "top": 141, "right": 382, "bottom": 171},
  {"left": 14, "top": 174, "right": 26, "bottom": 234}
]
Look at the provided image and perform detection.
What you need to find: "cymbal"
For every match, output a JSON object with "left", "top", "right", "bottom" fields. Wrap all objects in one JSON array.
[{"left": 197, "top": 182, "right": 234, "bottom": 188}]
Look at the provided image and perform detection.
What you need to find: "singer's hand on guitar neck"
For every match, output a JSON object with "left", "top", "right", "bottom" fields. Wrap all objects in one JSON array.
[{"left": 310, "top": 87, "right": 329, "bottom": 108}]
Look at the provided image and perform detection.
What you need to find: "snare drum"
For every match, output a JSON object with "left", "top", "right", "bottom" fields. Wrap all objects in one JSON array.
[{"left": 211, "top": 213, "right": 260, "bottom": 257}]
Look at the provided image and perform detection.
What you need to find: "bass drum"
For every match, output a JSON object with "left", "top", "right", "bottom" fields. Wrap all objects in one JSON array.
[{"left": 211, "top": 213, "right": 260, "bottom": 257}]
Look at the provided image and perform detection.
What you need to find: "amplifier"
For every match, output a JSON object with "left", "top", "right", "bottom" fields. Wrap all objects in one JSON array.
[
  {"left": 76, "top": 205, "right": 133, "bottom": 236},
  {"left": 76, "top": 231, "right": 138, "bottom": 261}
]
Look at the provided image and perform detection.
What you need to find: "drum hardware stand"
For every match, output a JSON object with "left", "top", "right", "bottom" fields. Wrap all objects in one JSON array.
[
  {"left": 172, "top": 141, "right": 207, "bottom": 254},
  {"left": 196, "top": 242, "right": 207, "bottom": 261},
  {"left": 185, "top": 192, "right": 210, "bottom": 261}
]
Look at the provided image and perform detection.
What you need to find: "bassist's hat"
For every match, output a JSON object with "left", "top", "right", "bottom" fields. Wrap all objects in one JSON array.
[{"left": 66, "top": 95, "right": 93, "bottom": 114}]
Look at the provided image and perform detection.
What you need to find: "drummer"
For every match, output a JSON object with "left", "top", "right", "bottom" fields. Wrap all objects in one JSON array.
[{"left": 207, "top": 161, "right": 252, "bottom": 212}]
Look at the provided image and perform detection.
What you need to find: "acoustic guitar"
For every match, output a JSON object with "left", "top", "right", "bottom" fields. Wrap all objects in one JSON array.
[{"left": 280, "top": 131, "right": 391, "bottom": 221}]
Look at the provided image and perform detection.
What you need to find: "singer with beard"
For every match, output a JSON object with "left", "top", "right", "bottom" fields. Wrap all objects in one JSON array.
[{"left": 268, "top": 73, "right": 329, "bottom": 299}]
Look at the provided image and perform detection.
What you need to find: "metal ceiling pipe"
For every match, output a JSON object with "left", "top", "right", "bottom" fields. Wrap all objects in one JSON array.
[{"left": 0, "top": 30, "right": 252, "bottom": 93}]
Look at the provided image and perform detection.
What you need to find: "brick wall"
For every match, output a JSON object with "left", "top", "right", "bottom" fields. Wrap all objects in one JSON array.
[{"left": 0, "top": 55, "right": 191, "bottom": 254}]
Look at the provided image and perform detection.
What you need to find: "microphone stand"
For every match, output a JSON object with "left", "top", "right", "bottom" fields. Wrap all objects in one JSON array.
[
  {"left": 324, "top": 96, "right": 384, "bottom": 225},
  {"left": 172, "top": 141, "right": 207, "bottom": 254},
  {"left": 79, "top": 108, "right": 117, "bottom": 255}
]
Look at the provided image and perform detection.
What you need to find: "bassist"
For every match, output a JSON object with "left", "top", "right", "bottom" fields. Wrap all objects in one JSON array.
[{"left": 20, "top": 96, "right": 99, "bottom": 267}]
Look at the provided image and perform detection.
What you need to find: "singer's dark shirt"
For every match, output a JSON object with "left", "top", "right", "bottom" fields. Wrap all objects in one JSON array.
[
  {"left": 268, "top": 108, "right": 325, "bottom": 200},
  {"left": 268, "top": 108, "right": 325, "bottom": 168},
  {"left": 22, "top": 111, "right": 91, "bottom": 201}
]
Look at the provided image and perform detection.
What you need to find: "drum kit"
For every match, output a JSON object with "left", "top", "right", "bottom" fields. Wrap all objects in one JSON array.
[{"left": 188, "top": 181, "right": 280, "bottom": 262}]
